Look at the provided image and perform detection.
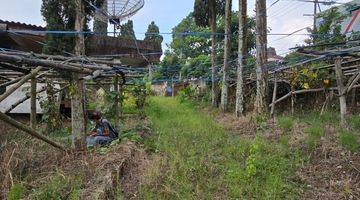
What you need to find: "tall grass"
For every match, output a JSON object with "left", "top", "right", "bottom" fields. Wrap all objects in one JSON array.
[{"left": 140, "top": 97, "right": 304, "bottom": 199}]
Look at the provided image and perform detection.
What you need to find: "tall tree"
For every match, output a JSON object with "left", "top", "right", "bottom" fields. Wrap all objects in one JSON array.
[
  {"left": 220, "top": 0, "right": 232, "bottom": 112},
  {"left": 193, "top": 0, "right": 225, "bottom": 107},
  {"left": 254, "top": 0, "right": 268, "bottom": 114},
  {"left": 144, "top": 21, "right": 164, "bottom": 46},
  {"left": 235, "top": 0, "right": 247, "bottom": 117},
  {"left": 119, "top": 20, "right": 136, "bottom": 39}
]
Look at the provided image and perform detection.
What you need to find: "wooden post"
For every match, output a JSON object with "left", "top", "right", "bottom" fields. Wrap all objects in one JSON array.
[
  {"left": 72, "top": 0, "right": 87, "bottom": 149},
  {"left": 114, "top": 76, "right": 120, "bottom": 131},
  {"left": 270, "top": 75, "right": 278, "bottom": 117},
  {"left": 291, "top": 84, "right": 295, "bottom": 115},
  {"left": 0, "top": 112, "right": 66, "bottom": 151},
  {"left": 254, "top": 0, "right": 268, "bottom": 114},
  {"left": 0, "top": 66, "right": 42, "bottom": 102},
  {"left": 334, "top": 57, "right": 347, "bottom": 127},
  {"left": 30, "top": 77, "right": 37, "bottom": 129}
]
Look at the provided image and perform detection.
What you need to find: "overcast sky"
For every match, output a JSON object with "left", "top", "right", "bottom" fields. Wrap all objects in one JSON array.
[{"left": 0, "top": 0, "right": 352, "bottom": 55}]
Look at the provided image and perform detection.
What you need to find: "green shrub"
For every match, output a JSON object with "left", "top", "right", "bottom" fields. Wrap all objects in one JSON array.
[
  {"left": 278, "top": 116, "right": 294, "bottom": 132},
  {"left": 305, "top": 124, "right": 325, "bottom": 149},
  {"left": 8, "top": 183, "right": 24, "bottom": 200},
  {"left": 339, "top": 131, "right": 359, "bottom": 152}
]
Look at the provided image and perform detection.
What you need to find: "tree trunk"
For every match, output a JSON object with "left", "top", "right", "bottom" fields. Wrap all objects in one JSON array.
[
  {"left": 210, "top": 0, "right": 218, "bottom": 107},
  {"left": 72, "top": 0, "right": 86, "bottom": 150},
  {"left": 30, "top": 77, "right": 37, "bottom": 129},
  {"left": 220, "top": 0, "right": 232, "bottom": 112},
  {"left": 334, "top": 57, "right": 347, "bottom": 128},
  {"left": 235, "top": 0, "right": 247, "bottom": 117},
  {"left": 254, "top": 0, "right": 268, "bottom": 114}
]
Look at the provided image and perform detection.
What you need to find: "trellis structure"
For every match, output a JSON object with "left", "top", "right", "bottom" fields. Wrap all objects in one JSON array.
[
  {"left": 0, "top": 49, "right": 145, "bottom": 151},
  {"left": 268, "top": 45, "right": 360, "bottom": 127}
]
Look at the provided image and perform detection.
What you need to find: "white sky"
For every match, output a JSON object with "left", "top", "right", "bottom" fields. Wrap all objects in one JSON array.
[{"left": 0, "top": 0, "right": 353, "bottom": 55}]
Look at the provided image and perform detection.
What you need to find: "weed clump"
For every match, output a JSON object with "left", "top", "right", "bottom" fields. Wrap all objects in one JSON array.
[
  {"left": 339, "top": 130, "right": 359, "bottom": 152},
  {"left": 278, "top": 116, "right": 294, "bottom": 132},
  {"left": 305, "top": 124, "right": 325, "bottom": 149},
  {"left": 8, "top": 183, "right": 24, "bottom": 200}
]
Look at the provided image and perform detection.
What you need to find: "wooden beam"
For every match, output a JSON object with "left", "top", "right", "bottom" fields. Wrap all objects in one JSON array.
[
  {"left": 0, "top": 111, "right": 67, "bottom": 151},
  {"left": 0, "top": 62, "right": 30, "bottom": 73},
  {"left": 0, "top": 66, "right": 42, "bottom": 102},
  {"left": 0, "top": 54, "right": 92, "bottom": 74}
]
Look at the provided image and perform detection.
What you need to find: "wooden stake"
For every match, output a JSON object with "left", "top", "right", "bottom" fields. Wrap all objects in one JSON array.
[
  {"left": 0, "top": 112, "right": 66, "bottom": 151},
  {"left": 30, "top": 77, "right": 37, "bottom": 128},
  {"left": 0, "top": 66, "right": 42, "bottom": 103},
  {"left": 334, "top": 57, "right": 347, "bottom": 127},
  {"left": 291, "top": 84, "right": 295, "bottom": 115},
  {"left": 114, "top": 76, "right": 120, "bottom": 131},
  {"left": 270, "top": 75, "right": 278, "bottom": 117}
]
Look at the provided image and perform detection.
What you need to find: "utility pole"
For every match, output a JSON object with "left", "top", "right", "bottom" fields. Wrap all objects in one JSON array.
[
  {"left": 254, "top": 0, "right": 268, "bottom": 114},
  {"left": 313, "top": 0, "right": 319, "bottom": 31},
  {"left": 235, "top": 0, "right": 247, "bottom": 117},
  {"left": 72, "top": 0, "right": 86, "bottom": 150}
]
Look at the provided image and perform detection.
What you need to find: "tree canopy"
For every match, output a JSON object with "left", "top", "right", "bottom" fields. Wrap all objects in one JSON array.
[
  {"left": 144, "top": 21, "right": 163, "bottom": 46},
  {"left": 41, "top": 0, "right": 104, "bottom": 55},
  {"left": 156, "top": 12, "right": 256, "bottom": 81},
  {"left": 119, "top": 20, "right": 136, "bottom": 39}
]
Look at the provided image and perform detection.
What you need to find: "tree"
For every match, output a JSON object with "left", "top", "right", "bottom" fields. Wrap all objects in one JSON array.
[
  {"left": 220, "top": 0, "right": 232, "bottom": 112},
  {"left": 144, "top": 21, "right": 163, "bottom": 46},
  {"left": 93, "top": 0, "right": 108, "bottom": 34},
  {"left": 41, "top": 0, "right": 103, "bottom": 54},
  {"left": 235, "top": 0, "right": 247, "bottom": 117},
  {"left": 254, "top": 0, "right": 268, "bottom": 114},
  {"left": 193, "top": 0, "right": 225, "bottom": 107},
  {"left": 119, "top": 20, "right": 136, "bottom": 39}
]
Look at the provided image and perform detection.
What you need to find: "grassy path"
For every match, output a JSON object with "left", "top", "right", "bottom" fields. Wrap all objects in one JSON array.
[{"left": 140, "top": 97, "right": 304, "bottom": 199}]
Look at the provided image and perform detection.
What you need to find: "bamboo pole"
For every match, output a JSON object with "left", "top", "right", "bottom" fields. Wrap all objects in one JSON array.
[
  {"left": 30, "top": 77, "right": 37, "bottom": 128},
  {"left": 334, "top": 57, "right": 347, "bottom": 127},
  {"left": 0, "top": 112, "right": 67, "bottom": 151},
  {"left": 0, "top": 66, "right": 42, "bottom": 102}
]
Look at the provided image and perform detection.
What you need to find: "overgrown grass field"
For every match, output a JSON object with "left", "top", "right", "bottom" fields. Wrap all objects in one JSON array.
[{"left": 140, "top": 97, "right": 305, "bottom": 199}]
